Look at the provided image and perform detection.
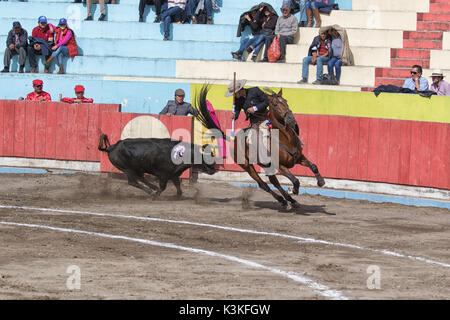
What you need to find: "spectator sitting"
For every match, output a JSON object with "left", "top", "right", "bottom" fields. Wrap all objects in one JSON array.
[
  {"left": 62, "top": 85, "right": 94, "bottom": 103},
  {"left": 159, "top": 88, "right": 199, "bottom": 116},
  {"left": 298, "top": 29, "right": 331, "bottom": 84},
  {"left": 139, "top": 0, "right": 166, "bottom": 23},
  {"left": 45, "top": 18, "right": 78, "bottom": 75},
  {"left": 160, "top": 0, "right": 187, "bottom": 41},
  {"left": 2, "top": 21, "right": 28, "bottom": 74},
  {"left": 85, "top": 0, "right": 106, "bottom": 21},
  {"left": 402, "top": 65, "right": 429, "bottom": 91},
  {"left": 327, "top": 27, "right": 342, "bottom": 85},
  {"left": 231, "top": 6, "right": 262, "bottom": 61},
  {"left": 19, "top": 79, "right": 51, "bottom": 101},
  {"left": 249, "top": 5, "right": 278, "bottom": 62},
  {"left": 186, "top": 0, "right": 218, "bottom": 24},
  {"left": 306, "top": 0, "right": 328, "bottom": 27},
  {"left": 261, "top": 2, "right": 298, "bottom": 63},
  {"left": 290, "top": 0, "right": 307, "bottom": 27},
  {"left": 27, "top": 16, "right": 55, "bottom": 73},
  {"left": 429, "top": 70, "right": 450, "bottom": 96}
]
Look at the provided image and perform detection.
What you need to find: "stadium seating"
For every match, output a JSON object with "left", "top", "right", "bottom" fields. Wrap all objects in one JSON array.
[{"left": 0, "top": 0, "right": 448, "bottom": 114}]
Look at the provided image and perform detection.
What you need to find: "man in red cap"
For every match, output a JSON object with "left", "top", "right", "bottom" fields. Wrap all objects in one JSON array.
[
  {"left": 20, "top": 79, "right": 52, "bottom": 101},
  {"left": 62, "top": 85, "right": 94, "bottom": 104}
]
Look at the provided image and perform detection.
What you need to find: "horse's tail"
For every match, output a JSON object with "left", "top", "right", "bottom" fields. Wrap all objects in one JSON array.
[
  {"left": 194, "top": 84, "right": 231, "bottom": 142},
  {"left": 98, "top": 133, "right": 111, "bottom": 152}
]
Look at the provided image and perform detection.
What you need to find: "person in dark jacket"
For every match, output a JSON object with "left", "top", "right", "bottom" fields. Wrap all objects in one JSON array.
[
  {"left": 27, "top": 16, "right": 55, "bottom": 73},
  {"left": 231, "top": 7, "right": 262, "bottom": 61},
  {"left": 298, "top": 30, "right": 331, "bottom": 84},
  {"left": 159, "top": 88, "right": 199, "bottom": 116},
  {"left": 139, "top": 0, "right": 166, "bottom": 23},
  {"left": 226, "top": 79, "right": 271, "bottom": 165},
  {"left": 248, "top": 5, "right": 278, "bottom": 62},
  {"left": 2, "top": 21, "right": 28, "bottom": 73}
]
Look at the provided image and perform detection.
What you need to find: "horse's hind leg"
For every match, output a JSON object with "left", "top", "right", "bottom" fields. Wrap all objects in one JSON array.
[
  {"left": 279, "top": 165, "right": 300, "bottom": 195},
  {"left": 241, "top": 163, "right": 288, "bottom": 207},
  {"left": 298, "top": 155, "right": 325, "bottom": 187},
  {"left": 268, "top": 174, "right": 299, "bottom": 207}
]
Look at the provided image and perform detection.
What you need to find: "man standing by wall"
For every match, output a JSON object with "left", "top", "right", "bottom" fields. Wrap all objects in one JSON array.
[{"left": 159, "top": 88, "right": 198, "bottom": 116}]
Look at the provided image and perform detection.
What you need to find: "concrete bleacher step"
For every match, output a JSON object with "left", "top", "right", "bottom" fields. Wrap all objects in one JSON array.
[
  {"left": 175, "top": 60, "right": 376, "bottom": 87},
  {"left": 3, "top": 55, "right": 176, "bottom": 78},
  {"left": 0, "top": 18, "right": 239, "bottom": 43},
  {"left": 443, "top": 32, "right": 450, "bottom": 50},
  {"left": 286, "top": 45, "right": 391, "bottom": 68},
  {"left": 430, "top": 1, "right": 450, "bottom": 13},
  {"left": 430, "top": 50, "right": 450, "bottom": 70},
  {"left": 417, "top": 13, "right": 450, "bottom": 22},
  {"left": 403, "top": 39, "right": 442, "bottom": 50},
  {"left": 0, "top": 36, "right": 237, "bottom": 61},
  {"left": 296, "top": 27, "right": 404, "bottom": 48},
  {"left": 391, "top": 48, "right": 431, "bottom": 59},
  {"left": 352, "top": 0, "right": 429, "bottom": 12},
  {"left": 320, "top": 10, "right": 418, "bottom": 30},
  {"left": 404, "top": 31, "right": 443, "bottom": 41},
  {"left": 391, "top": 58, "right": 430, "bottom": 69}
]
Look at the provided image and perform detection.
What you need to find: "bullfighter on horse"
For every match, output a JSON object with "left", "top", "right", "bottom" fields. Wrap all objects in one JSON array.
[{"left": 225, "top": 79, "right": 272, "bottom": 167}]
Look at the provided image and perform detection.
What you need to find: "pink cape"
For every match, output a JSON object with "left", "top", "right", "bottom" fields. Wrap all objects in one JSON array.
[{"left": 206, "top": 100, "right": 226, "bottom": 158}]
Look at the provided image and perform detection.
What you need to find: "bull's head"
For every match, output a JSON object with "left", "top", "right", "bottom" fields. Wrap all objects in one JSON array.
[{"left": 198, "top": 144, "right": 217, "bottom": 175}]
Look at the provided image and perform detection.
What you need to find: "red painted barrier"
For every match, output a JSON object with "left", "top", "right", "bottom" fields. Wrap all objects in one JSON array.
[
  {"left": 212, "top": 111, "right": 449, "bottom": 190},
  {"left": 0, "top": 100, "right": 119, "bottom": 162},
  {"left": 0, "top": 100, "right": 448, "bottom": 190}
]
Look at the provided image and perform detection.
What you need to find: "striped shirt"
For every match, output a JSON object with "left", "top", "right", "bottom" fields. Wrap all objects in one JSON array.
[
  {"left": 168, "top": 0, "right": 187, "bottom": 9},
  {"left": 318, "top": 40, "right": 328, "bottom": 56}
]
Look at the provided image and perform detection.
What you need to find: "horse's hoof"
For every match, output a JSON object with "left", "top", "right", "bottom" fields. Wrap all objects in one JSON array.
[
  {"left": 317, "top": 178, "right": 325, "bottom": 187},
  {"left": 290, "top": 201, "right": 300, "bottom": 209}
]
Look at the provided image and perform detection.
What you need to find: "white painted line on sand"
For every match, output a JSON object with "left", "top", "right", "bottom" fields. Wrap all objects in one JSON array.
[
  {"left": 0, "top": 221, "right": 348, "bottom": 300},
  {"left": 1, "top": 204, "right": 449, "bottom": 269}
]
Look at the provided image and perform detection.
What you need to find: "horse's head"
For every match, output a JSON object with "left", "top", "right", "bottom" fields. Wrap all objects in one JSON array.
[{"left": 267, "top": 89, "right": 298, "bottom": 131}]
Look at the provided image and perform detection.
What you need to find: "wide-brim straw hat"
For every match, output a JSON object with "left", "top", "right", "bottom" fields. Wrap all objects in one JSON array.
[
  {"left": 430, "top": 69, "right": 444, "bottom": 78},
  {"left": 225, "top": 79, "right": 247, "bottom": 97}
]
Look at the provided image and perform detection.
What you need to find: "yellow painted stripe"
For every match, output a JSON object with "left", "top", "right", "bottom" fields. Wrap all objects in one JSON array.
[{"left": 191, "top": 84, "right": 450, "bottom": 124}]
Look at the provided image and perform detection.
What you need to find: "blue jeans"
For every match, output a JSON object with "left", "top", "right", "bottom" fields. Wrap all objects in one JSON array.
[
  {"left": 302, "top": 55, "right": 329, "bottom": 81},
  {"left": 161, "top": 6, "right": 183, "bottom": 38},
  {"left": 327, "top": 57, "right": 342, "bottom": 80},
  {"left": 52, "top": 46, "right": 69, "bottom": 65},
  {"left": 306, "top": 1, "right": 328, "bottom": 10},
  {"left": 292, "top": 0, "right": 307, "bottom": 24},
  {"left": 238, "top": 34, "right": 265, "bottom": 58}
]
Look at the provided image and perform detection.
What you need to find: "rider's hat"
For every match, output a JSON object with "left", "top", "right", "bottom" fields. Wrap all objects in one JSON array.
[{"left": 225, "top": 79, "right": 247, "bottom": 97}]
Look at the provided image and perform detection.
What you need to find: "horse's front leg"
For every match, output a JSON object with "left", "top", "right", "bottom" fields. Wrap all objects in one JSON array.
[
  {"left": 240, "top": 163, "right": 288, "bottom": 208},
  {"left": 267, "top": 174, "right": 299, "bottom": 208},
  {"left": 279, "top": 165, "right": 300, "bottom": 195}
]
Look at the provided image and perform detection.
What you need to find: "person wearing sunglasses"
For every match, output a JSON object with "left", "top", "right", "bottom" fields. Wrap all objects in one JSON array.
[
  {"left": 402, "top": 65, "right": 429, "bottom": 92},
  {"left": 19, "top": 79, "right": 52, "bottom": 101}
]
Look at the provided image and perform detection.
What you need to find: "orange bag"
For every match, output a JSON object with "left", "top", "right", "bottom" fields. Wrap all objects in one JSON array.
[{"left": 267, "top": 37, "right": 281, "bottom": 62}]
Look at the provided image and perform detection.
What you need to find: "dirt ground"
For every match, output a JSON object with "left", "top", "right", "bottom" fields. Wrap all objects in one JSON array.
[{"left": 0, "top": 172, "right": 448, "bottom": 300}]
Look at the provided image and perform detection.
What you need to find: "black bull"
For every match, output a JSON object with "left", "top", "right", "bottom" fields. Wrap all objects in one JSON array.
[{"left": 98, "top": 134, "right": 216, "bottom": 197}]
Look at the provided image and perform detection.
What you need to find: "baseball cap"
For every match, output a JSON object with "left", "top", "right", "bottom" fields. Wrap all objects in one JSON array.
[
  {"left": 38, "top": 16, "right": 47, "bottom": 23},
  {"left": 281, "top": 1, "right": 291, "bottom": 10},
  {"left": 33, "top": 79, "right": 43, "bottom": 86},
  {"left": 74, "top": 85, "right": 85, "bottom": 92},
  {"left": 13, "top": 21, "right": 21, "bottom": 28},
  {"left": 175, "top": 88, "right": 185, "bottom": 96},
  {"left": 59, "top": 18, "right": 67, "bottom": 25}
]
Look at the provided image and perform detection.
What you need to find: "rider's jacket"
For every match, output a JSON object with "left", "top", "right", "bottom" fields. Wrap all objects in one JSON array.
[{"left": 234, "top": 87, "right": 269, "bottom": 124}]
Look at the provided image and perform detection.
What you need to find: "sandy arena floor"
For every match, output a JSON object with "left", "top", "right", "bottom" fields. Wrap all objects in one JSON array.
[{"left": 0, "top": 173, "right": 448, "bottom": 299}]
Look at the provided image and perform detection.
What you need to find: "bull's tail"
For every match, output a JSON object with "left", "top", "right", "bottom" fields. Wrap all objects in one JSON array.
[
  {"left": 98, "top": 133, "right": 111, "bottom": 152},
  {"left": 194, "top": 85, "right": 231, "bottom": 142}
]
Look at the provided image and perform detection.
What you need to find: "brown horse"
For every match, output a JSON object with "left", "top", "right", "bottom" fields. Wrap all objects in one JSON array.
[{"left": 195, "top": 85, "right": 325, "bottom": 208}]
